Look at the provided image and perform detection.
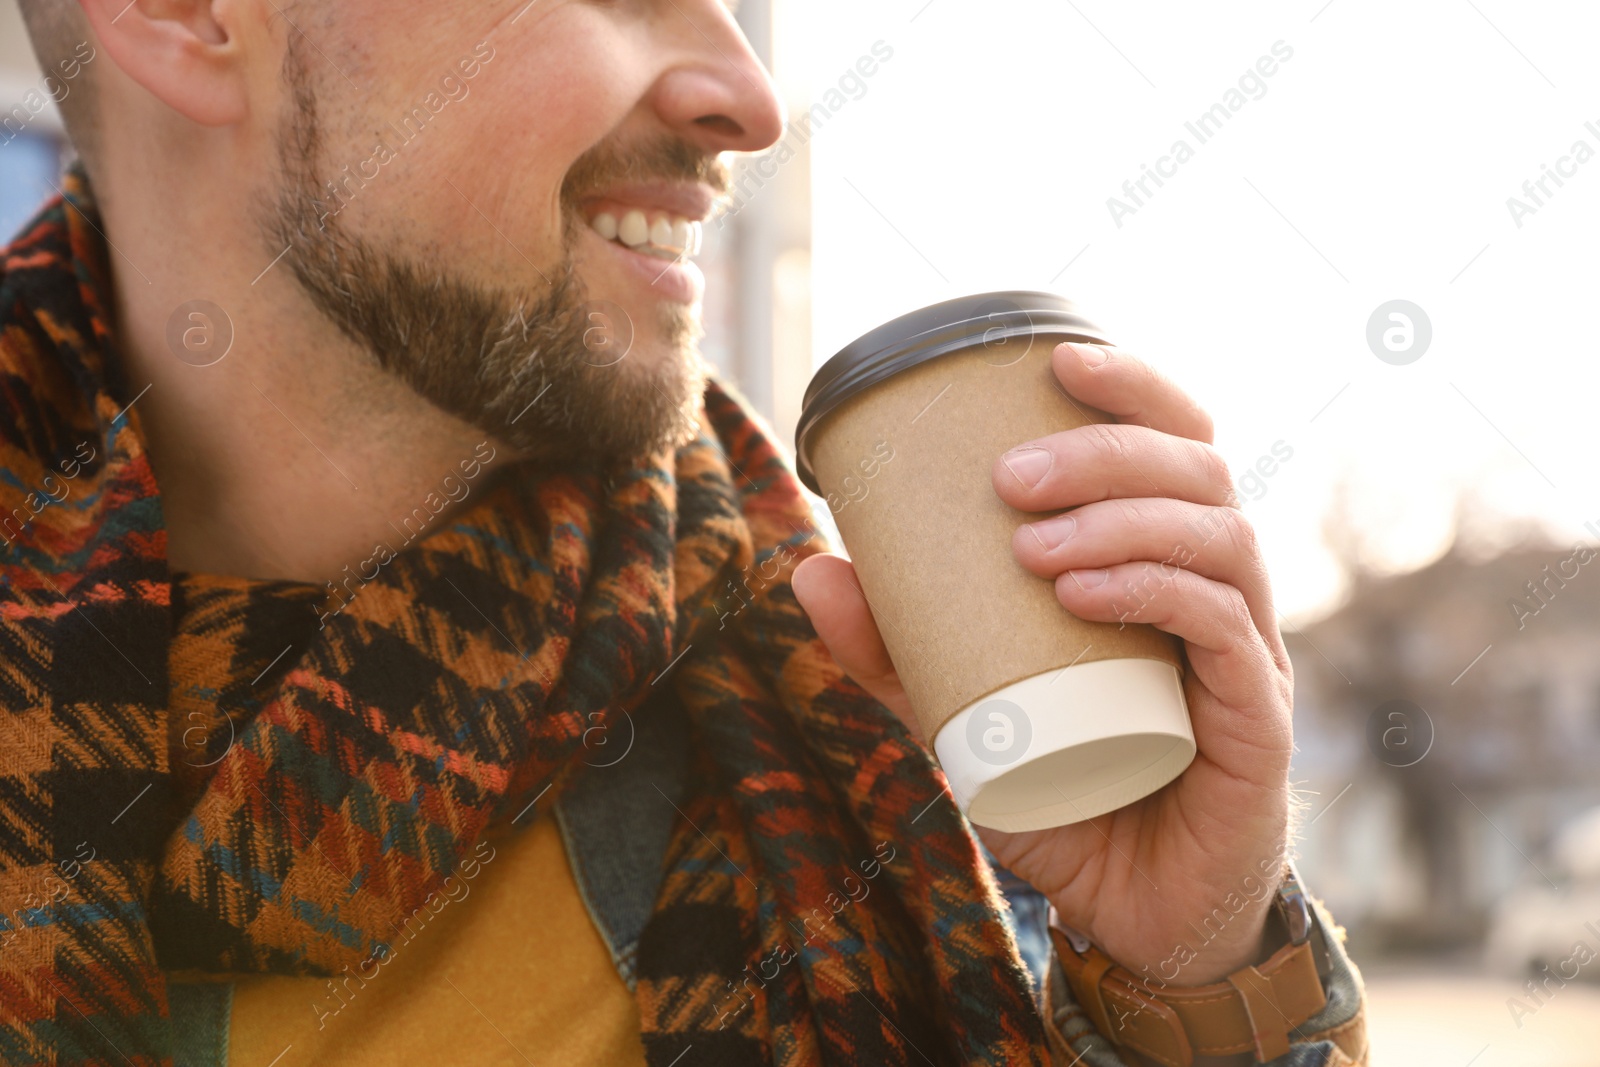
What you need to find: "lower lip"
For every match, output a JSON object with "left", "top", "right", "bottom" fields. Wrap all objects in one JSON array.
[{"left": 592, "top": 229, "right": 704, "bottom": 305}]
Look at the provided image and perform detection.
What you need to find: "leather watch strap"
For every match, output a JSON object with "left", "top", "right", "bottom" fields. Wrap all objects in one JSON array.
[{"left": 1049, "top": 922, "right": 1328, "bottom": 1067}]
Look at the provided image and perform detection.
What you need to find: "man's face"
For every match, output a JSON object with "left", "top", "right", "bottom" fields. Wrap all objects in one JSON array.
[{"left": 260, "top": 0, "right": 781, "bottom": 470}]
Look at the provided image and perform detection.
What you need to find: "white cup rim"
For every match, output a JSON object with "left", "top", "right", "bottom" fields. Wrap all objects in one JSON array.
[{"left": 932, "top": 657, "right": 1194, "bottom": 833}]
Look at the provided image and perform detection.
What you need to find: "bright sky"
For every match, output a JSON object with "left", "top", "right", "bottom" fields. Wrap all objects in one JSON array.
[{"left": 774, "top": 0, "right": 1600, "bottom": 623}]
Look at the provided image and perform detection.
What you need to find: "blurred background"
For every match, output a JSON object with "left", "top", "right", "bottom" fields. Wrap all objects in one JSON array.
[{"left": 7, "top": 0, "right": 1600, "bottom": 1062}]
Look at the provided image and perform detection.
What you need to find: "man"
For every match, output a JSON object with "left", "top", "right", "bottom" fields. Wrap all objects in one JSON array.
[{"left": 0, "top": 1, "right": 1368, "bottom": 1064}]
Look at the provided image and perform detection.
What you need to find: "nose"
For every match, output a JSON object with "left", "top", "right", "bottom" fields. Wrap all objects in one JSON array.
[{"left": 649, "top": 3, "right": 785, "bottom": 155}]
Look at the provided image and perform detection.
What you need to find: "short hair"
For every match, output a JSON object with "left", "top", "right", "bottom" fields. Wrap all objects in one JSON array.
[{"left": 16, "top": 0, "right": 99, "bottom": 168}]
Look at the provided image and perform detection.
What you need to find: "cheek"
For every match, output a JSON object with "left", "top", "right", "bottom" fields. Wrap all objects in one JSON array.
[{"left": 318, "top": 5, "right": 646, "bottom": 263}]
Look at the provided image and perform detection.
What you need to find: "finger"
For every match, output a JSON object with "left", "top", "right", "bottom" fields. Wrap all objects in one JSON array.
[
  {"left": 1051, "top": 342, "right": 1215, "bottom": 444},
  {"left": 789, "top": 553, "right": 918, "bottom": 737},
  {"left": 992, "top": 421, "right": 1239, "bottom": 515},
  {"left": 1053, "top": 561, "right": 1290, "bottom": 746},
  {"left": 1011, "top": 496, "right": 1283, "bottom": 659}
]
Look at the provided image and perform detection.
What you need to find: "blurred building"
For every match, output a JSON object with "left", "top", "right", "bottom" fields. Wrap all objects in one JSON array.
[
  {"left": 0, "top": 0, "right": 72, "bottom": 240},
  {"left": 1288, "top": 534, "right": 1600, "bottom": 951},
  {"left": 698, "top": 0, "right": 814, "bottom": 459}
]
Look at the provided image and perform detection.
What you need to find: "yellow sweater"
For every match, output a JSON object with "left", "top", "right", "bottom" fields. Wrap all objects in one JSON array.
[{"left": 172, "top": 812, "right": 647, "bottom": 1067}]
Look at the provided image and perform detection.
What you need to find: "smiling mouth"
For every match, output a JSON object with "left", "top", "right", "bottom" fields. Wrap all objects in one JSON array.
[{"left": 587, "top": 208, "right": 705, "bottom": 262}]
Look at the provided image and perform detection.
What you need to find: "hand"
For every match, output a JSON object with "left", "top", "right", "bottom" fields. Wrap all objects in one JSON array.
[{"left": 791, "top": 340, "right": 1294, "bottom": 986}]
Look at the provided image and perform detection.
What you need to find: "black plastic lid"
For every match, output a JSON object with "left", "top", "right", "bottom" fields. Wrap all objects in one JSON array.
[{"left": 793, "top": 291, "right": 1110, "bottom": 494}]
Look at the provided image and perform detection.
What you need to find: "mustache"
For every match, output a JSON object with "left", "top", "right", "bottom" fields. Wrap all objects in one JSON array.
[{"left": 561, "top": 135, "right": 732, "bottom": 207}]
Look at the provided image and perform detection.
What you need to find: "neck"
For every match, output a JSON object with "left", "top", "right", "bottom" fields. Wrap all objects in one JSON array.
[{"left": 95, "top": 167, "right": 517, "bottom": 584}]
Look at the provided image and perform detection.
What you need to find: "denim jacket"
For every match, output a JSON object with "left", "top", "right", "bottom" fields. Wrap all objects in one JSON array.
[{"left": 171, "top": 684, "right": 1367, "bottom": 1065}]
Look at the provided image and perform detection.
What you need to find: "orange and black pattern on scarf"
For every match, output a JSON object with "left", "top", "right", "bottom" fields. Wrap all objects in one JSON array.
[{"left": 0, "top": 166, "right": 1052, "bottom": 1066}]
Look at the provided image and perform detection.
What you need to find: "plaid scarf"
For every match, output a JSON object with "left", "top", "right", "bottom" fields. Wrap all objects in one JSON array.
[{"left": 0, "top": 165, "right": 1050, "bottom": 1066}]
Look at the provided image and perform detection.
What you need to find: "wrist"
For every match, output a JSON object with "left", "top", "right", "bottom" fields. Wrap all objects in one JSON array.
[
  {"left": 1049, "top": 861, "right": 1331, "bottom": 1066},
  {"left": 1064, "top": 862, "right": 1289, "bottom": 988},
  {"left": 1165, "top": 880, "right": 1284, "bottom": 986}
]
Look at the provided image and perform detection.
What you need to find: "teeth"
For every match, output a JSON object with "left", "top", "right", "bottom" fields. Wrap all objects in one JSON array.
[
  {"left": 649, "top": 217, "right": 674, "bottom": 248},
  {"left": 618, "top": 210, "right": 649, "bottom": 248},
  {"left": 588, "top": 208, "right": 705, "bottom": 259}
]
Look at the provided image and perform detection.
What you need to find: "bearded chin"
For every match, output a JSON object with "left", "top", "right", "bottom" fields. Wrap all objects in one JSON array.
[{"left": 259, "top": 42, "right": 708, "bottom": 474}]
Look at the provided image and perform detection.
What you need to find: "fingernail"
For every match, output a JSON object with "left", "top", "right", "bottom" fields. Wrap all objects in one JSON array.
[
  {"left": 1068, "top": 342, "right": 1109, "bottom": 368},
  {"left": 1027, "top": 513, "right": 1077, "bottom": 552},
  {"left": 1002, "top": 446, "right": 1052, "bottom": 489},
  {"left": 1069, "top": 567, "right": 1108, "bottom": 590}
]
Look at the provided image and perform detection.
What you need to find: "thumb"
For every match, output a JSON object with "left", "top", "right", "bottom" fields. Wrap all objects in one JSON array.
[{"left": 790, "top": 553, "right": 919, "bottom": 738}]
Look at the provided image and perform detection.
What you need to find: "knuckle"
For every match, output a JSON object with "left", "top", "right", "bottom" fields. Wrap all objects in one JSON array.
[
  {"left": 1276, "top": 658, "right": 1295, "bottom": 704},
  {"left": 1108, "top": 562, "right": 1167, "bottom": 621},
  {"left": 1084, "top": 422, "right": 1132, "bottom": 466},
  {"left": 1126, "top": 561, "right": 1164, "bottom": 597},
  {"left": 1223, "top": 588, "right": 1257, "bottom": 642},
  {"left": 1195, "top": 443, "right": 1238, "bottom": 505},
  {"left": 1221, "top": 506, "right": 1262, "bottom": 558},
  {"left": 1117, "top": 496, "right": 1164, "bottom": 531}
]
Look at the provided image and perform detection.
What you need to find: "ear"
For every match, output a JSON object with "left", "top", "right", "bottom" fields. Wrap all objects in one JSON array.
[{"left": 76, "top": 0, "right": 249, "bottom": 127}]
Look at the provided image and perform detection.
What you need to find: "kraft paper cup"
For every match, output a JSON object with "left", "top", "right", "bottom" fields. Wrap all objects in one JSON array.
[{"left": 795, "top": 292, "right": 1194, "bottom": 833}]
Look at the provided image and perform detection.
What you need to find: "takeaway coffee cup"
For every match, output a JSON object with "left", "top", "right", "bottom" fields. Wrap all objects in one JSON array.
[{"left": 794, "top": 292, "right": 1194, "bottom": 833}]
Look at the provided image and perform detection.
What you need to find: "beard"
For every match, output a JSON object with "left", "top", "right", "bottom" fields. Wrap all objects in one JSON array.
[{"left": 259, "top": 37, "right": 729, "bottom": 473}]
